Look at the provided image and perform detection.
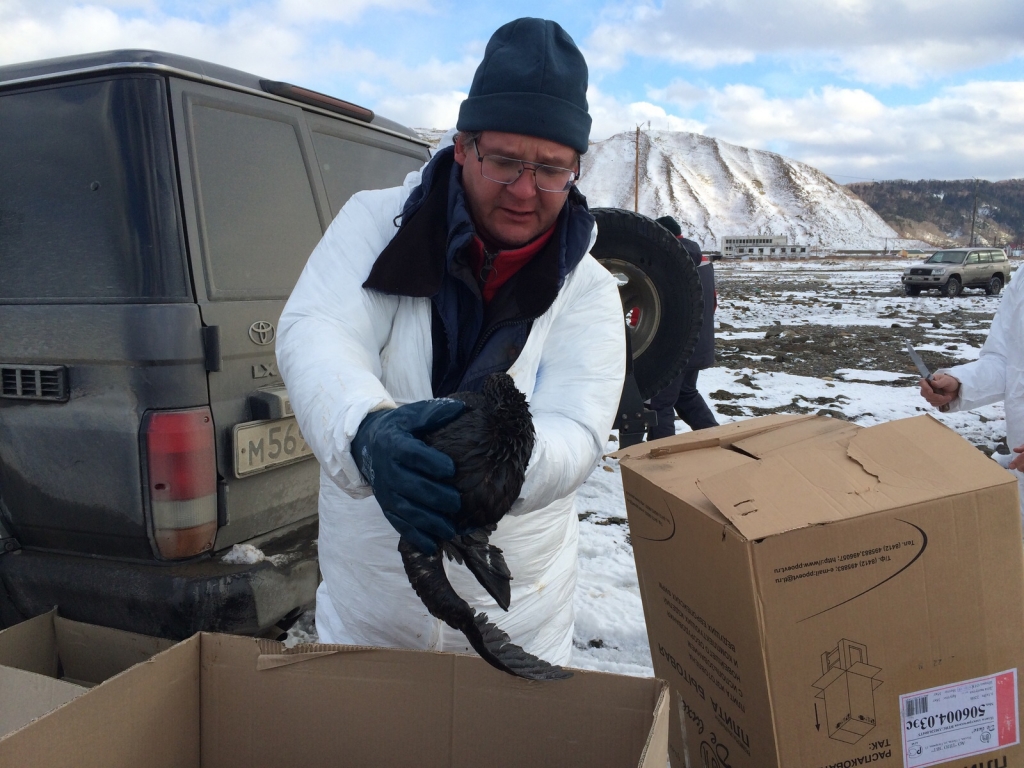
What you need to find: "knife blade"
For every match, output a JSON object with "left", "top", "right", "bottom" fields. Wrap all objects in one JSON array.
[{"left": 905, "top": 340, "right": 932, "bottom": 381}]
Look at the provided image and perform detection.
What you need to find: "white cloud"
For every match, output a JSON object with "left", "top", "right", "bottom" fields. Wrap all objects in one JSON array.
[
  {"left": 695, "top": 81, "right": 1024, "bottom": 179},
  {"left": 373, "top": 89, "right": 466, "bottom": 130},
  {"left": 596, "top": 77, "right": 1024, "bottom": 178},
  {"left": 0, "top": 2, "right": 307, "bottom": 77},
  {"left": 824, "top": 40, "right": 1018, "bottom": 87},
  {"left": 584, "top": 18, "right": 755, "bottom": 71},
  {"left": 0, "top": 0, "right": 436, "bottom": 73},
  {"left": 313, "top": 43, "right": 478, "bottom": 97},
  {"left": 585, "top": 0, "right": 1024, "bottom": 85},
  {"left": 277, "top": 0, "right": 425, "bottom": 23},
  {"left": 4, "top": 0, "right": 1021, "bottom": 180},
  {"left": 0, "top": 0, "right": 474, "bottom": 117},
  {"left": 706, "top": 84, "right": 886, "bottom": 146},
  {"left": 342, "top": 85, "right": 711, "bottom": 143},
  {"left": 588, "top": 85, "right": 706, "bottom": 144},
  {"left": 648, "top": 79, "right": 709, "bottom": 108}
]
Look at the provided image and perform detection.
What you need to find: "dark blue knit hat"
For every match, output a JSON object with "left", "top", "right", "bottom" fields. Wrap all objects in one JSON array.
[{"left": 457, "top": 18, "right": 591, "bottom": 154}]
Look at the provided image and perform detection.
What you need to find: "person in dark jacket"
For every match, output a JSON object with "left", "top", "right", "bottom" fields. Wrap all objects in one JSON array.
[{"left": 647, "top": 215, "right": 718, "bottom": 439}]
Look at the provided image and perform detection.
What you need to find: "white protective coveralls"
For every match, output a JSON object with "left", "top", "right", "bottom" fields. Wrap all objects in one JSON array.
[
  {"left": 276, "top": 165, "right": 625, "bottom": 664},
  {"left": 940, "top": 266, "right": 1024, "bottom": 524}
]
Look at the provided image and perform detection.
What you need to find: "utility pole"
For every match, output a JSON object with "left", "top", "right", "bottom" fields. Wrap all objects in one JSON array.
[
  {"left": 634, "top": 125, "right": 641, "bottom": 213},
  {"left": 969, "top": 177, "right": 980, "bottom": 247}
]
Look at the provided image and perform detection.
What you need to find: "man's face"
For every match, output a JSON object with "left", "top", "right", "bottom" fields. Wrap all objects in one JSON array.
[{"left": 454, "top": 131, "right": 578, "bottom": 250}]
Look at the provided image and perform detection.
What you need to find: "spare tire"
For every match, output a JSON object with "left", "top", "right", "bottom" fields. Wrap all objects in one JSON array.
[{"left": 591, "top": 208, "right": 704, "bottom": 401}]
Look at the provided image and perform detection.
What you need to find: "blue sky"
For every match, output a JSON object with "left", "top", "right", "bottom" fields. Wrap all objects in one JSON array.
[{"left": 3, "top": 0, "right": 1023, "bottom": 181}]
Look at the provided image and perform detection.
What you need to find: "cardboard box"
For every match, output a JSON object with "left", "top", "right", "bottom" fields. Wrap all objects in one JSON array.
[
  {"left": 0, "top": 632, "right": 669, "bottom": 768},
  {"left": 618, "top": 414, "right": 1024, "bottom": 768},
  {"left": 0, "top": 609, "right": 174, "bottom": 741}
]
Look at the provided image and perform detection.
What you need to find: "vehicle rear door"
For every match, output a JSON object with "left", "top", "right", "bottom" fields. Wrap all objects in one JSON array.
[
  {"left": 168, "top": 79, "right": 427, "bottom": 549},
  {"left": 0, "top": 75, "right": 199, "bottom": 559}
]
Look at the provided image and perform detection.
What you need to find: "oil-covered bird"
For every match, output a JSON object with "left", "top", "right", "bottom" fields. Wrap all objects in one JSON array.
[{"left": 398, "top": 372, "right": 572, "bottom": 681}]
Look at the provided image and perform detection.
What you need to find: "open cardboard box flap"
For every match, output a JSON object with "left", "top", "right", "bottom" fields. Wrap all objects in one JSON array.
[
  {"left": 0, "top": 666, "right": 84, "bottom": 744},
  {"left": 2, "top": 632, "right": 670, "bottom": 768},
  {"left": 0, "top": 609, "right": 175, "bottom": 745},
  {"left": 0, "top": 608, "right": 175, "bottom": 686},
  {"left": 697, "top": 415, "right": 1016, "bottom": 540}
]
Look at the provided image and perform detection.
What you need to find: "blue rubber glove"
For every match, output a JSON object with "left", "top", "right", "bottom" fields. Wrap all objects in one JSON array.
[{"left": 351, "top": 399, "right": 465, "bottom": 555}]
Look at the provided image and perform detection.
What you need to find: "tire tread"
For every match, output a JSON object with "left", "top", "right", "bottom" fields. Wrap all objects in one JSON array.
[{"left": 591, "top": 208, "right": 704, "bottom": 399}]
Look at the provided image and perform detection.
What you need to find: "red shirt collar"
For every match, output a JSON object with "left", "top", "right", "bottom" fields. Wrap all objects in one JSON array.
[{"left": 468, "top": 225, "right": 557, "bottom": 302}]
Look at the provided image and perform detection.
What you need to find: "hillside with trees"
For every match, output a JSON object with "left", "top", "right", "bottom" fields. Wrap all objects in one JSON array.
[{"left": 846, "top": 179, "right": 1024, "bottom": 248}]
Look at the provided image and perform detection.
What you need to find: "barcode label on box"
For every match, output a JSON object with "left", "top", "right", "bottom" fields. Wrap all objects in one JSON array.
[
  {"left": 904, "top": 696, "right": 928, "bottom": 717},
  {"left": 900, "top": 669, "right": 1019, "bottom": 768}
]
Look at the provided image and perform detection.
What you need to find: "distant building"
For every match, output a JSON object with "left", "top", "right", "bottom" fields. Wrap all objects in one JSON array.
[{"left": 720, "top": 235, "right": 808, "bottom": 257}]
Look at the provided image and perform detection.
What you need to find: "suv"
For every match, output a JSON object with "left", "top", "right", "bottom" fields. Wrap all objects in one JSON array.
[
  {"left": 0, "top": 51, "right": 430, "bottom": 638},
  {"left": 901, "top": 248, "right": 1012, "bottom": 297}
]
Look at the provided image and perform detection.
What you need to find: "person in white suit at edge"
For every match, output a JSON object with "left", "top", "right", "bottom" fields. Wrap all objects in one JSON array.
[
  {"left": 919, "top": 263, "right": 1024, "bottom": 524},
  {"left": 276, "top": 18, "right": 625, "bottom": 664}
]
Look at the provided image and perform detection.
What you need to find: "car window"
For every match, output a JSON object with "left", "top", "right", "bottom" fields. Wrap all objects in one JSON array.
[
  {"left": 307, "top": 115, "right": 427, "bottom": 218},
  {"left": 978, "top": 252, "right": 992, "bottom": 263},
  {"left": 0, "top": 77, "right": 186, "bottom": 302},
  {"left": 967, "top": 253, "right": 980, "bottom": 264},
  {"left": 188, "top": 102, "right": 323, "bottom": 300},
  {"left": 927, "top": 251, "right": 967, "bottom": 264}
]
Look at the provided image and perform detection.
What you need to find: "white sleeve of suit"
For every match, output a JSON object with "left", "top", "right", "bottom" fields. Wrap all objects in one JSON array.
[
  {"left": 511, "top": 257, "right": 626, "bottom": 516},
  {"left": 276, "top": 188, "right": 406, "bottom": 495},
  {"left": 941, "top": 271, "right": 1022, "bottom": 412}
]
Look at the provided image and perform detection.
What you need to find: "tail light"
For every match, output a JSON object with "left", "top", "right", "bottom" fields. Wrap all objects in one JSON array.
[{"left": 143, "top": 408, "right": 218, "bottom": 559}]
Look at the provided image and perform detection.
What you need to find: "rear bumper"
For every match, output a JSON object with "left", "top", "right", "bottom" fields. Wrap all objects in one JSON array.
[{"left": 0, "top": 517, "right": 318, "bottom": 639}]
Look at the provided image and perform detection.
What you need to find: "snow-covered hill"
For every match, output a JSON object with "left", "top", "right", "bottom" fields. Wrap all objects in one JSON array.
[{"left": 578, "top": 130, "right": 914, "bottom": 252}]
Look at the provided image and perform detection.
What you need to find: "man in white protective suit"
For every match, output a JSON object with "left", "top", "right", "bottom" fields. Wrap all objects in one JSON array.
[
  {"left": 276, "top": 18, "right": 625, "bottom": 663},
  {"left": 919, "top": 264, "right": 1024, "bottom": 524}
]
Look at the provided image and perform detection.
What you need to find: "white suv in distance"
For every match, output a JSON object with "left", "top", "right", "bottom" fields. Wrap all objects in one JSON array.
[{"left": 901, "top": 248, "right": 1012, "bottom": 298}]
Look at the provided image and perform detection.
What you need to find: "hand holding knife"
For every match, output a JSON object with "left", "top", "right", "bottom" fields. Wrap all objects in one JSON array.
[
  {"left": 906, "top": 340, "right": 933, "bottom": 382},
  {"left": 908, "top": 341, "right": 957, "bottom": 413}
]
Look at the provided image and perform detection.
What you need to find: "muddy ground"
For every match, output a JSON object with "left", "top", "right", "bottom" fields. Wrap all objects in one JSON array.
[
  {"left": 716, "top": 268, "right": 993, "bottom": 381},
  {"left": 702, "top": 258, "right": 1012, "bottom": 454}
]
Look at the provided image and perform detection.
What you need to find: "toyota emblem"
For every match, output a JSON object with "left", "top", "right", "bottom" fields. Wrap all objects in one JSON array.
[{"left": 248, "top": 321, "right": 276, "bottom": 346}]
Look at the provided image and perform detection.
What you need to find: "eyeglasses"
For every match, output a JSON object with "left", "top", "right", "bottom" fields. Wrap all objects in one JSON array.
[{"left": 471, "top": 141, "right": 579, "bottom": 193}]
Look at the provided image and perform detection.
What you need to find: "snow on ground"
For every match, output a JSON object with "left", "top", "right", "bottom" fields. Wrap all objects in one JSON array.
[
  {"left": 222, "top": 543, "right": 291, "bottom": 566},
  {"left": 288, "top": 258, "right": 1015, "bottom": 680},
  {"left": 568, "top": 445, "right": 654, "bottom": 677}
]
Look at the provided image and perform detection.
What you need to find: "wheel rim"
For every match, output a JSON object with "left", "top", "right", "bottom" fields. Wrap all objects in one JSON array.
[{"left": 598, "top": 257, "right": 662, "bottom": 357}]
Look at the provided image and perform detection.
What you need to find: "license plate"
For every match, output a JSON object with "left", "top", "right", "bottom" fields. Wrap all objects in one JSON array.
[{"left": 234, "top": 416, "right": 313, "bottom": 477}]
